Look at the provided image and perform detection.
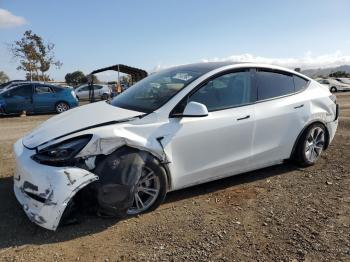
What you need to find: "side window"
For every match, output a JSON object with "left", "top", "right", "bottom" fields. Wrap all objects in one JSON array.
[
  {"left": 78, "top": 86, "right": 89, "bottom": 92},
  {"left": 188, "top": 71, "right": 252, "bottom": 112},
  {"left": 293, "top": 75, "right": 309, "bottom": 92},
  {"left": 10, "top": 85, "right": 32, "bottom": 97},
  {"left": 257, "top": 71, "right": 294, "bottom": 100},
  {"left": 35, "top": 85, "right": 53, "bottom": 94},
  {"left": 93, "top": 85, "right": 103, "bottom": 90}
]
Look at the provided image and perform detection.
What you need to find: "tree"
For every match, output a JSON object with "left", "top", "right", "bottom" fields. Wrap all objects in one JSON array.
[
  {"left": 329, "top": 71, "right": 350, "bottom": 78},
  {"left": 65, "top": 71, "right": 99, "bottom": 87},
  {"left": 65, "top": 71, "right": 86, "bottom": 86},
  {"left": 10, "top": 30, "right": 62, "bottom": 81},
  {"left": 0, "top": 71, "right": 10, "bottom": 84}
]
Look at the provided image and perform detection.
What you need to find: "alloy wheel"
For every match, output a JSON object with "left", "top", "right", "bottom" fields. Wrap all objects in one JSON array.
[
  {"left": 305, "top": 126, "right": 325, "bottom": 162},
  {"left": 56, "top": 102, "right": 69, "bottom": 113},
  {"left": 127, "top": 166, "right": 160, "bottom": 215}
]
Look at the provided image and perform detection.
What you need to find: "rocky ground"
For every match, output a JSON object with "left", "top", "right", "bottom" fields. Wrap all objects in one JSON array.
[{"left": 0, "top": 93, "right": 349, "bottom": 261}]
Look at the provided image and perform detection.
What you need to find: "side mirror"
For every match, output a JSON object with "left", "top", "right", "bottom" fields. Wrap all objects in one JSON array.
[{"left": 183, "top": 101, "right": 208, "bottom": 117}]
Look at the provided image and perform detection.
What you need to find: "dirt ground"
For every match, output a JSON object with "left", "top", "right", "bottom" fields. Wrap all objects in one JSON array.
[{"left": 0, "top": 93, "right": 349, "bottom": 262}]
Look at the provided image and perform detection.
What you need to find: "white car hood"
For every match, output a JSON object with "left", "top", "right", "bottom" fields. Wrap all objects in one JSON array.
[{"left": 22, "top": 101, "right": 143, "bottom": 148}]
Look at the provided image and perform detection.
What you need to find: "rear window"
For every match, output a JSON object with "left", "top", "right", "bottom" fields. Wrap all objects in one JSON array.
[
  {"left": 257, "top": 71, "right": 294, "bottom": 100},
  {"left": 293, "top": 75, "right": 309, "bottom": 92}
]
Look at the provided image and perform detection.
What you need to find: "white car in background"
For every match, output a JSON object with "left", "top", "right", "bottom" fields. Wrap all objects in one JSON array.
[
  {"left": 335, "top": 78, "right": 350, "bottom": 85},
  {"left": 317, "top": 78, "right": 350, "bottom": 92},
  {"left": 13, "top": 62, "right": 338, "bottom": 230},
  {"left": 75, "top": 84, "right": 111, "bottom": 100}
]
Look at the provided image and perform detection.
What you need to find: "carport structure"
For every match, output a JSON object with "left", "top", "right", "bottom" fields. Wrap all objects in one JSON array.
[{"left": 87, "top": 64, "right": 148, "bottom": 102}]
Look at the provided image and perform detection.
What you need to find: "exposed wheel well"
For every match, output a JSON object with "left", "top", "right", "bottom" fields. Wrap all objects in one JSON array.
[
  {"left": 126, "top": 146, "right": 172, "bottom": 191},
  {"left": 290, "top": 121, "right": 330, "bottom": 159}
]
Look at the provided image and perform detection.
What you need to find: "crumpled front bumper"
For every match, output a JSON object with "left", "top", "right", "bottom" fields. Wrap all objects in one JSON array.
[{"left": 13, "top": 139, "right": 98, "bottom": 231}]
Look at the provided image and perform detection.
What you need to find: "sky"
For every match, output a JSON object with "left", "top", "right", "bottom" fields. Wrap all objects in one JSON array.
[{"left": 0, "top": 0, "right": 350, "bottom": 81}]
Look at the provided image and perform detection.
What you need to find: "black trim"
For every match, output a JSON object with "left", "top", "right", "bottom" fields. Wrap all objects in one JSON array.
[
  {"left": 237, "top": 115, "right": 250, "bottom": 121},
  {"left": 335, "top": 104, "right": 339, "bottom": 121},
  {"left": 24, "top": 191, "right": 46, "bottom": 203},
  {"left": 176, "top": 114, "right": 208, "bottom": 118}
]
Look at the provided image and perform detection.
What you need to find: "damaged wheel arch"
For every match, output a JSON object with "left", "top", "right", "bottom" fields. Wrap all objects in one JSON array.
[
  {"left": 92, "top": 146, "right": 169, "bottom": 217},
  {"left": 63, "top": 146, "right": 170, "bottom": 224}
]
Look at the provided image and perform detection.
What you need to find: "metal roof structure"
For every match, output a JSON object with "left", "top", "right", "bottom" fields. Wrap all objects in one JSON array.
[{"left": 90, "top": 64, "right": 148, "bottom": 83}]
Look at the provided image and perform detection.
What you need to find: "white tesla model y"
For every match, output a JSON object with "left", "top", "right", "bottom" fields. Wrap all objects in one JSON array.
[{"left": 13, "top": 62, "right": 339, "bottom": 230}]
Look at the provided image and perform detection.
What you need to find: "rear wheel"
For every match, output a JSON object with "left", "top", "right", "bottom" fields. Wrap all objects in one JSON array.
[
  {"left": 55, "top": 102, "right": 70, "bottom": 113},
  {"left": 330, "top": 86, "right": 337, "bottom": 92},
  {"left": 295, "top": 123, "right": 326, "bottom": 167}
]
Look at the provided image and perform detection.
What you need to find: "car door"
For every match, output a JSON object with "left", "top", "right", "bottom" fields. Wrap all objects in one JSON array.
[
  {"left": 4, "top": 84, "right": 33, "bottom": 113},
  {"left": 32, "top": 84, "right": 57, "bottom": 112},
  {"left": 94, "top": 85, "right": 103, "bottom": 96},
  {"left": 76, "top": 86, "right": 89, "bottom": 99},
  {"left": 251, "top": 69, "right": 308, "bottom": 168},
  {"left": 165, "top": 70, "right": 256, "bottom": 189}
]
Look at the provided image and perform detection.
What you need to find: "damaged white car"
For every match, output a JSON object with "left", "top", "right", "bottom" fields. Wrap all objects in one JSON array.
[{"left": 13, "top": 62, "right": 339, "bottom": 230}]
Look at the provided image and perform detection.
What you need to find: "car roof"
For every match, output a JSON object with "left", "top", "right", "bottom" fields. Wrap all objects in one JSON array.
[{"left": 163, "top": 62, "right": 311, "bottom": 81}]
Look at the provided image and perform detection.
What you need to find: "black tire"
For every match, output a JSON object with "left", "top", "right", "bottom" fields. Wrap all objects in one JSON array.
[
  {"left": 330, "top": 86, "right": 337, "bottom": 93},
  {"left": 55, "top": 101, "right": 70, "bottom": 113},
  {"left": 294, "top": 123, "right": 326, "bottom": 167},
  {"left": 101, "top": 93, "right": 109, "bottom": 100}
]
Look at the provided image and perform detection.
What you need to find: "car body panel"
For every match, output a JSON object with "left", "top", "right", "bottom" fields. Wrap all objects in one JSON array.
[
  {"left": 13, "top": 139, "right": 98, "bottom": 231},
  {"left": 13, "top": 63, "right": 339, "bottom": 230}
]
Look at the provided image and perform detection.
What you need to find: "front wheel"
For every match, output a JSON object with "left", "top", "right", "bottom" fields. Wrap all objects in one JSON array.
[
  {"left": 55, "top": 102, "right": 70, "bottom": 113},
  {"left": 330, "top": 86, "right": 337, "bottom": 92},
  {"left": 294, "top": 123, "right": 326, "bottom": 167},
  {"left": 127, "top": 158, "right": 168, "bottom": 215}
]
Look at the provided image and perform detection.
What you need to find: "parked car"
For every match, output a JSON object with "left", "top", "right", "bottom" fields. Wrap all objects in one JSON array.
[
  {"left": 74, "top": 84, "right": 111, "bottom": 100},
  {"left": 316, "top": 78, "right": 350, "bottom": 92},
  {"left": 335, "top": 78, "right": 350, "bottom": 85},
  {"left": 13, "top": 62, "right": 338, "bottom": 230},
  {"left": 0, "top": 82, "right": 78, "bottom": 115}
]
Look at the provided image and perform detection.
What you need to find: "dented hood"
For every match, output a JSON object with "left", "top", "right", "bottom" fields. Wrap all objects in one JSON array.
[{"left": 23, "top": 101, "right": 143, "bottom": 148}]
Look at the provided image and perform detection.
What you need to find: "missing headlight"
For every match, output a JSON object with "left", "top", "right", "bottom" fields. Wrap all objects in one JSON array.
[{"left": 32, "top": 135, "right": 92, "bottom": 166}]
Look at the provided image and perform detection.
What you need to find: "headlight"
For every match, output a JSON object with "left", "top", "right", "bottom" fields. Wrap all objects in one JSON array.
[{"left": 32, "top": 135, "right": 92, "bottom": 166}]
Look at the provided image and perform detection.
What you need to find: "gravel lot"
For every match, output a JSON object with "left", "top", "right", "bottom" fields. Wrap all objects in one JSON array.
[{"left": 0, "top": 93, "right": 349, "bottom": 261}]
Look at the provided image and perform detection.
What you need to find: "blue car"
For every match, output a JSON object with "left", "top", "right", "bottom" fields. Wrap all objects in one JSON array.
[{"left": 0, "top": 82, "right": 79, "bottom": 115}]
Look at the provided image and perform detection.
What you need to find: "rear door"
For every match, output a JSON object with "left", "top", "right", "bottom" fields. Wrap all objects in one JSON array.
[
  {"left": 4, "top": 84, "right": 33, "bottom": 113},
  {"left": 251, "top": 69, "right": 308, "bottom": 168},
  {"left": 166, "top": 69, "right": 257, "bottom": 189},
  {"left": 32, "top": 84, "right": 57, "bottom": 112}
]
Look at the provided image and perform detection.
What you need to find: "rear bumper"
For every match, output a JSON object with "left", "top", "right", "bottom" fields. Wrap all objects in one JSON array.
[{"left": 13, "top": 139, "right": 98, "bottom": 230}]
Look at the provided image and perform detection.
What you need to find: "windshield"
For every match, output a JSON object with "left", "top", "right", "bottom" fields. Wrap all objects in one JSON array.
[{"left": 111, "top": 68, "right": 204, "bottom": 113}]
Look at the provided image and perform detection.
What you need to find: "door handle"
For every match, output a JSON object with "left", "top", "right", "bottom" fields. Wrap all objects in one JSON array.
[
  {"left": 237, "top": 115, "right": 250, "bottom": 121},
  {"left": 294, "top": 104, "right": 304, "bottom": 109}
]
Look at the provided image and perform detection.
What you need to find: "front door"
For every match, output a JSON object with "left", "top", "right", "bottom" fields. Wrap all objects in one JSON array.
[{"left": 165, "top": 70, "right": 256, "bottom": 189}]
